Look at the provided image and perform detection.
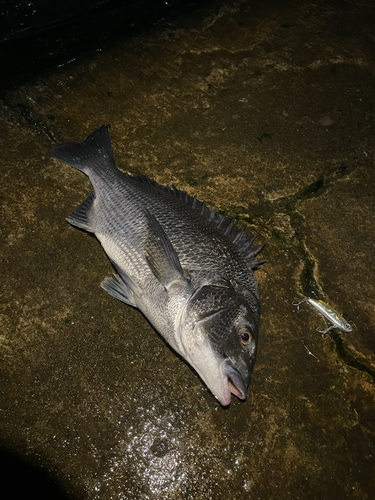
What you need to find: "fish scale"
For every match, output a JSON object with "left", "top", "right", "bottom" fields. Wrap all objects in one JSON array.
[
  {"left": 95, "top": 171, "right": 250, "bottom": 286},
  {"left": 50, "top": 125, "right": 264, "bottom": 406}
]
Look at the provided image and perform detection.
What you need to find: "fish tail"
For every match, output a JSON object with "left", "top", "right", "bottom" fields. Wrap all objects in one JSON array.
[{"left": 50, "top": 125, "right": 118, "bottom": 175}]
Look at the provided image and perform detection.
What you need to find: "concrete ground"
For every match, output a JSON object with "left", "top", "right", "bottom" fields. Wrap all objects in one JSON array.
[{"left": 1, "top": 0, "right": 375, "bottom": 498}]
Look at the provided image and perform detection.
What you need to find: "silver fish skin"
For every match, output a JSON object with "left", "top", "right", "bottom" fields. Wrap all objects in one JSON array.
[{"left": 50, "top": 125, "right": 264, "bottom": 406}]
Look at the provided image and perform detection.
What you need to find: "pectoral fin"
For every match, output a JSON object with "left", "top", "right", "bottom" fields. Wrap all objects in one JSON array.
[{"left": 145, "top": 211, "right": 187, "bottom": 289}]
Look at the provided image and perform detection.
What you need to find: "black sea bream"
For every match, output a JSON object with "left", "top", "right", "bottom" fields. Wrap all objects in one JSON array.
[{"left": 51, "top": 126, "right": 264, "bottom": 405}]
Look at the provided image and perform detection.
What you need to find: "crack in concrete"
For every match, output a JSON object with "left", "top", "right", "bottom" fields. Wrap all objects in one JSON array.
[
  {"left": 230, "top": 162, "right": 373, "bottom": 377},
  {"left": 1, "top": 97, "right": 58, "bottom": 143},
  {"left": 331, "top": 330, "right": 375, "bottom": 380}
]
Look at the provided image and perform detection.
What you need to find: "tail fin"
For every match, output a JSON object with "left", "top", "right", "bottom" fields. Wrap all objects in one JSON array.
[{"left": 50, "top": 125, "right": 117, "bottom": 175}]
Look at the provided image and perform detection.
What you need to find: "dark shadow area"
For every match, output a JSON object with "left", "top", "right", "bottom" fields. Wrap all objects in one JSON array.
[
  {"left": 0, "top": 0, "right": 204, "bottom": 93},
  {"left": 0, "top": 448, "right": 72, "bottom": 500}
]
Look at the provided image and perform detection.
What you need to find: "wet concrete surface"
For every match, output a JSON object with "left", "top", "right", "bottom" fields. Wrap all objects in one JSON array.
[{"left": 1, "top": 0, "right": 375, "bottom": 498}]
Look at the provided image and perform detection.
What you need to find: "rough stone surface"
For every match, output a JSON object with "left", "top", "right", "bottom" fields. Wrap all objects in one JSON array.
[{"left": 1, "top": 0, "right": 375, "bottom": 498}]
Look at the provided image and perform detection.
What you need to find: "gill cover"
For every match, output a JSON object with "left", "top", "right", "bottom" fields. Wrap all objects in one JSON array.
[{"left": 180, "top": 283, "right": 259, "bottom": 405}]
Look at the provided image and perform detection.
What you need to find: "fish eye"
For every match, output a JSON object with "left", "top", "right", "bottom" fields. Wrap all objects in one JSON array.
[{"left": 239, "top": 327, "right": 253, "bottom": 345}]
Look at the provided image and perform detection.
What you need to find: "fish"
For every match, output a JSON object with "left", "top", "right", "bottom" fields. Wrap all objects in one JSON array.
[
  {"left": 293, "top": 297, "right": 352, "bottom": 336},
  {"left": 50, "top": 125, "right": 264, "bottom": 405}
]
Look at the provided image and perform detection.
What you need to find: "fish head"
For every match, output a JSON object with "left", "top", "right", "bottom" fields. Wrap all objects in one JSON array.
[{"left": 179, "top": 283, "right": 260, "bottom": 406}]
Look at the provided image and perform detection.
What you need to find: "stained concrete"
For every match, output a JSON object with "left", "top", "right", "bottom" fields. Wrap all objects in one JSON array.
[{"left": 1, "top": 0, "right": 375, "bottom": 498}]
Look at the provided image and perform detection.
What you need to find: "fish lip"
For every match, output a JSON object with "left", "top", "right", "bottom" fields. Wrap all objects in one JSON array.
[{"left": 220, "top": 358, "right": 248, "bottom": 405}]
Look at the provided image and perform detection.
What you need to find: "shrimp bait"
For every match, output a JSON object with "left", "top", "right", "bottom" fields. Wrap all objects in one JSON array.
[{"left": 293, "top": 297, "right": 352, "bottom": 337}]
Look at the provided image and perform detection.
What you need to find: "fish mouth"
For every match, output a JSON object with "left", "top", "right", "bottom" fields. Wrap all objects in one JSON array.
[{"left": 220, "top": 358, "right": 248, "bottom": 406}]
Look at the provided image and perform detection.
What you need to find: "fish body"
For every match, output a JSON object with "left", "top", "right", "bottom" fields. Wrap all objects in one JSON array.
[
  {"left": 295, "top": 297, "right": 352, "bottom": 334},
  {"left": 51, "top": 126, "right": 264, "bottom": 405}
]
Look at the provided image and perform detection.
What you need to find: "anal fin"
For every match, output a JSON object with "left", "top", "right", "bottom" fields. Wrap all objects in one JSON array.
[
  {"left": 67, "top": 193, "right": 95, "bottom": 232},
  {"left": 101, "top": 260, "right": 141, "bottom": 307}
]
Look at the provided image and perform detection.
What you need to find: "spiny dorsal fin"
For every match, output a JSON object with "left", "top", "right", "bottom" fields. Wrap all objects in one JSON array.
[{"left": 133, "top": 175, "right": 265, "bottom": 269}]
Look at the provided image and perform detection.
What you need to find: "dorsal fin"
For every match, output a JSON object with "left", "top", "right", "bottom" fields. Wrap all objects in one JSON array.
[{"left": 132, "top": 175, "right": 265, "bottom": 269}]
